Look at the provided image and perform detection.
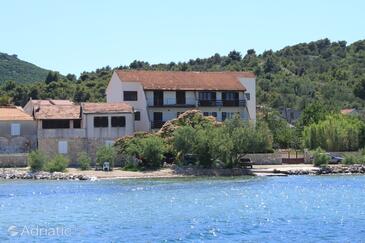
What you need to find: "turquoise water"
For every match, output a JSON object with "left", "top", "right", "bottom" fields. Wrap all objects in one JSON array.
[{"left": 0, "top": 176, "right": 365, "bottom": 242}]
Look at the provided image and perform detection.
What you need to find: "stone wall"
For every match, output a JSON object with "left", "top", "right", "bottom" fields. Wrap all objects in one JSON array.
[
  {"left": 0, "top": 121, "right": 37, "bottom": 153},
  {"left": 0, "top": 154, "right": 28, "bottom": 167},
  {"left": 245, "top": 151, "right": 282, "bottom": 165},
  {"left": 38, "top": 138, "right": 122, "bottom": 167}
]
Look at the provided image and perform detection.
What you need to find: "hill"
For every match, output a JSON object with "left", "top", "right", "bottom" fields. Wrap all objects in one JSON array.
[
  {"left": 0, "top": 52, "right": 50, "bottom": 83},
  {"left": 1, "top": 38, "right": 365, "bottom": 111}
]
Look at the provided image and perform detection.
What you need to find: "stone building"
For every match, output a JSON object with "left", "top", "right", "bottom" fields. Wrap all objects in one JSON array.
[
  {"left": 0, "top": 106, "right": 37, "bottom": 154},
  {"left": 23, "top": 99, "right": 134, "bottom": 164},
  {"left": 0, "top": 106, "right": 37, "bottom": 167}
]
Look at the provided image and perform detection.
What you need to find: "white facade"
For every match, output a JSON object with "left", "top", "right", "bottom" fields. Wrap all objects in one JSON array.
[
  {"left": 106, "top": 72, "right": 150, "bottom": 131},
  {"left": 106, "top": 71, "right": 256, "bottom": 132},
  {"left": 82, "top": 112, "right": 134, "bottom": 138}
]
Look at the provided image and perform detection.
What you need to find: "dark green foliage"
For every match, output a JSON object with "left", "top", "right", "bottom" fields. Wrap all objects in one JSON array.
[
  {"left": 123, "top": 135, "right": 167, "bottom": 169},
  {"left": 44, "top": 155, "right": 70, "bottom": 172},
  {"left": 303, "top": 114, "right": 365, "bottom": 151},
  {"left": 312, "top": 147, "right": 330, "bottom": 166},
  {"left": 298, "top": 101, "right": 330, "bottom": 128},
  {"left": 172, "top": 116, "right": 273, "bottom": 168},
  {"left": 28, "top": 150, "right": 47, "bottom": 172},
  {"left": 96, "top": 145, "right": 116, "bottom": 167},
  {"left": 0, "top": 52, "right": 50, "bottom": 83},
  {"left": 260, "top": 108, "right": 301, "bottom": 149},
  {"left": 45, "top": 71, "right": 60, "bottom": 84},
  {"left": 2, "top": 39, "right": 365, "bottom": 111},
  {"left": 77, "top": 152, "right": 92, "bottom": 170}
]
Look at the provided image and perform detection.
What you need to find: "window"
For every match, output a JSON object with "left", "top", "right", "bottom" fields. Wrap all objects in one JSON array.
[
  {"left": 245, "top": 93, "right": 250, "bottom": 101},
  {"left": 176, "top": 91, "right": 186, "bottom": 104},
  {"left": 203, "top": 112, "right": 217, "bottom": 117},
  {"left": 73, "top": 119, "right": 81, "bottom": 128},
  {"left": 222, "top": 92, "right": 239, "bottom": 100},
  {"left": 58, "top": 141, "right": 68, "bottom": 154},
  {"left": 134, "top": 111, "right": 141, "bottom": 121},
  {"left": 199, "top": 92, "right": 216, "bottom": 100},
  {"left": 123, "top": 91, "right": 138, "bottom": 101},
  {"left": 11, "top": 123, "right": 20, "bottom": 136},
  {"left": 94, "top": 117, "right": 108, "bottom": 128},
  {"left": 42, "top": 120, "right": 70, "bottom": 129},
  {"left": 111, "top": 116, "right": 126, "bottom": 127}
]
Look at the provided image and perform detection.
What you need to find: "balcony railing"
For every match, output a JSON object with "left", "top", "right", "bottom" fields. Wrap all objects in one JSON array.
[
  {"left": 149, "top": 98, "right": 196, "bottom": 107},
  {"left": 198, "top": 99, "right": 246, "bottom": 107},
  {"left": 151, "top": 121, "right": 166, "bottom": 129}
]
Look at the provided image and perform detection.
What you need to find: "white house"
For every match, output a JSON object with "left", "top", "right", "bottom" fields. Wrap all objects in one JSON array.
[{"left": 106, "top": 70, "right": 256, "bottom": 132}]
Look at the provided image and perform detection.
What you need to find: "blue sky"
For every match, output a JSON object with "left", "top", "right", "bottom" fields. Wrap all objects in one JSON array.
[{"left": 1, "top": 0, "right": 364, "bottom": 75}]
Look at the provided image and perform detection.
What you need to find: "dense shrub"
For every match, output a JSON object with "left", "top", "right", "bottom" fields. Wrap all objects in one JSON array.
[
  {"left": 171, "top": 116, "right": 273, "bottom": 168},
  {"left": 96, "top": 146, "right": 116, "bottom": 167},
  {"left": 303, "top": 115, "right": 365, "bottom": 151},
  {"left": 28, "top": 150, "right": 47, "bottom": 172},
  {"left": 77, "top": 152, "right": 91, "bottom": 170},
  {"left": 312, "top": 148, "right": 330, "bottom": 166},
  {"left": 124, "top": 135, "right": 167, "bottom": 169},
  {"left": 44, "top": 155, "right": 69, "bottom": 172},
  {"left": 343, "top": 153, "right": 365, "bottom": 165}
]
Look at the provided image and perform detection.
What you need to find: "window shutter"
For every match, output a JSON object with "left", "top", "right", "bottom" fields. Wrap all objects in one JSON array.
[
  {"left": 11, "top": 124, "right": 21, "bottom": 136},
  {"left": 58, "top": 141, "right": 68, "bottom": 154}
]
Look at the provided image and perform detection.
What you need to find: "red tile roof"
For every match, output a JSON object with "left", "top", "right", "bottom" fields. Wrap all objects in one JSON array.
[
  {"left": 30, "top": 99, "right": 74, "bottom": 106},
  {"left": 0, "top": 106, "right": 33, "bottom": 121},
  {"left": 34, "top": 105, "right": 81, "bottom": 120},
  {"left": 116, "top": 71, "right": 255, "bottom": 91},
  {"left": 81, "top": 103, "right": 133, "bottom": 113}
]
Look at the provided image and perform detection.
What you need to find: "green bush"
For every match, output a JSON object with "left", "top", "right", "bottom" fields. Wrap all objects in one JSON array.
[
  {"left": 96, "top": 146, "right": 116, "bottom": 167},
  {"left": 124, "top": 135, "right": 166, "bottom": 169},
  {"left": 28, "top": 150, "right": 47, "bottom": 172},
  {"left": 170, "top": 117, "right": 273, "bottom": 168},
  {"left": 312, "top": 148, "right": 330, "bottom": 166},
  {"left": 44, "top": 155, "right": 69, "bottom": 172},
  {"left": 77, "top": 152, "right": 91, "bottom": 170},
  {"left": 343, "top": 154, "right": 365, "bottom": 165},
  {"left": 303, "top": 114, "right": 365, "bottom": 151}
]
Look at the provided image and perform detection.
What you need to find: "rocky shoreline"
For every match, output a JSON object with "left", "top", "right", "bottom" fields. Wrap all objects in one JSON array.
[
  {"left": 281, "top": 164, "right": 365, "bottom": 175},
  {"left": 0, "top": 170, "right": 94, "bottom": 180}
]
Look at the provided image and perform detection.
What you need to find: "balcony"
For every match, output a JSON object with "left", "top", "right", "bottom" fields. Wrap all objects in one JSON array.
[
  {"left": 151, "top": 121, "right": 166, "bottom": 129},
  {"left": 148, "top": 98, "right": 196, "bottom": 107},
  {"left": 198, "top": 99, "right": 246, "bottom": 107}
]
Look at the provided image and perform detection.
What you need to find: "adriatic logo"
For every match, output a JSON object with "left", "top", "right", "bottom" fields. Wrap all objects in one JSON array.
[{"left": 7, "top": 225, "right": 18, "bottom": 237}]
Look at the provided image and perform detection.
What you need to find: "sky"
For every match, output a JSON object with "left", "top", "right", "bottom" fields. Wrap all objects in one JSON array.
[{"left": 1, "top": 0, "right": 365, "bottom": 75}]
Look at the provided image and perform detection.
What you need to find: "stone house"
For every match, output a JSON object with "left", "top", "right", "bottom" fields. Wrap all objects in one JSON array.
[
  {"left": 106, "top": 71, "right": 256, "bottom": 132},
  {"left": 23, "top": 99, "right": 134, "bottom": 164},
  {"left": 0, "top": 106, "right": 37, "bottom": 154}
]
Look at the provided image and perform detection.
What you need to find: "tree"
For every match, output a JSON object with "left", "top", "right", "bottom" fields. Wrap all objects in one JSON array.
[
  {"left": 354, "top": 78, "right": 365, "bottom": 100},
  {"left": 303, "top": 114, "right": 365, "bottom": 151},
  {"left": 45, "top": 71, "right": 59, "bottom": 84},
  {"left": 228, "top": 50, "right": 242, "bottom": 61},
  {"left": 298, "top": 101, "right": 328, "bottom": 128}
]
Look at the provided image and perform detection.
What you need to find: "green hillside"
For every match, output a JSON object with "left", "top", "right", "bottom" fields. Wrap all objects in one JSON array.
[
  {"left": 1, "top": 38, "right": 365, "bottom": 112},
  {"left": 0, "top": 52, "right": 50, "bottom": 83}
]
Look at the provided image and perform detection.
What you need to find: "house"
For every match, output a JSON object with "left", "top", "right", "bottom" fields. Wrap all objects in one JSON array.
[
  {"left": 106, "top": 70, "right": 256, "bottom": 131},
  {"left": 279, "top": 108, "right": 301, "bottom": 125},
  {"left": 23, "top": 99, "right": 134, "bottom": 163},
  {"left": 341, "top": 108, "right": 358, "bottom": 116},
  {"left": 0, "top": 106, "right": 37, "bottom": 153}
]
